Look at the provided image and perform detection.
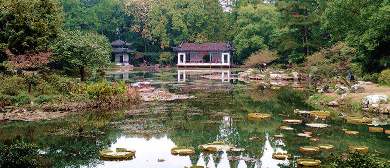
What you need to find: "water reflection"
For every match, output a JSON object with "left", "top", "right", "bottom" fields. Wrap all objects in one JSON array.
[{"left": 177, "top": 70, "right": 236, "bottom": 83}]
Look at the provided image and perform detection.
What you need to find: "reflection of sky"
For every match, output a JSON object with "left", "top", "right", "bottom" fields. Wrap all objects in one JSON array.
[{"left": 260, "top": 134, "right": 290, "bottom": 168}]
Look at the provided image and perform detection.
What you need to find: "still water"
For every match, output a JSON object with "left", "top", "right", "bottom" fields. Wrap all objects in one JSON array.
[{"left": 1, "top": 69, "right": 389, "bottom": 168}]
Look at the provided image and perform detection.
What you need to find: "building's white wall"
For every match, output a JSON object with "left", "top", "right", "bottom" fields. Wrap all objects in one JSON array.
[{"left": 178, "top": 53, "right": 185, "bottom": 65}]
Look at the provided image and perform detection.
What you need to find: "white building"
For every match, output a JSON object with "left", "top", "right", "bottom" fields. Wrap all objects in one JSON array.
[
  {"left": 172, "top": 42, "right": 234, "bottom": 68},
  {"left": 111, "top": 39, "right": 135, "bottom": 66}
]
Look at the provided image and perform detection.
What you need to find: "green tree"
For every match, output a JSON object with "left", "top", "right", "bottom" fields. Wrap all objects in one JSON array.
[
  {"left": 233, "top": 3, "right": 278, "bottom": 64},
  {"left": 51, "top": 30, "right": 112, "bottom": 81},
  {"left": 274, "top": 0, "right": 327, "bottom": 63},
  {"left": 158, "top": 52, "right": 174, "bottom": 65},
  {"left": 0, "top": 0, "right": 63, "bottom": 58},
  {"left": 324, "top": 0, "right": 390, "bottom": 73}
]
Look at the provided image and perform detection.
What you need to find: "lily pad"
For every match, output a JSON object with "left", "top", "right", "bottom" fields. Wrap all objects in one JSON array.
[
  {"left": 306, "top": 123, "right": 329, "bottom": 128},
  {"left": 385, "top": 130, "right": 390, "bottom": 135},
  {"left": 279, "top": 126, "right": 294, "bottom": 131},
  {"left": 199, "top": 141, "right": 232, "bottom": 152},
  {"left": 100, "top": 148, "right": 135, "bottom": 160},
  {"left": 248, "top": 113, "right": 271, "bottom": 120},
  {"left": 310, "top": 111, "right": 330, "bottom": 117},
  {"left": 282, "top": 119, "right": 302, "bottom": 124},
  {"left": 349, "top": 146, "right": 368, "bottom": 153},
  {"left": 297, "top": 159, "right": 321, "bottom": 167},
  {"left": 273, "top": 134, "right": 285, "bottom": 138},
  {"left": 171, "top": 146, "right": 195, "bottom": 155},
  {"left": 272, "top": 152, "right": 291, "bottom": 160},
  {"left": 318, "top": 144, "right": 334, "bottom": 151},
  {"left": 300, "top": 146, "right": 320, "bottom": 154},
  {"left": 368, "top": 127, "right": 383, "bottom": 133},
  {"left": 345, "top": 131, "right": 359, "bottom": 136},
  {"left": 346, "top": 117, "right": 372, "bottom": 124},
  {"left": 294, "top": 109, "right": 311, "bottom": 115},
  {"left": 298, "top": 133, "right": 311, "bottom": 137}
]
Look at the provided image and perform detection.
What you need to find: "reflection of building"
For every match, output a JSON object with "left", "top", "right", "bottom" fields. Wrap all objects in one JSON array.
[
  {"left": 111, "top": 39, "right": 135, "bottom": 65},
  {"left": 173, "top": 43, "right": 234, "bottom": 67},
  {"left": 177, "top": 70, "right": 232, "bottom": 83}
]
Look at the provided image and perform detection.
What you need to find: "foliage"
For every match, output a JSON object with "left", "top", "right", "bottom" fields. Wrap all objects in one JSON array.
[
  {"left": 362, "top": 73, "right": 380, "bottom": 84},
  {"left": 306, "top": 42, "right": 356, "bottom": 83},
  {"left": 0, "top": 0, "right": 63, "bottom": 59},
  {"left": 0, "top": 140, "right": 41, "bottom": 168},
  {"left": 51, "top": 30, "right": 112, "bottom": 81},
  {"left": 244, "top": 50, "right": 278, "bottom": 67},
  {"left": 15, "top": 93, "right": 32, "bottom": 105},
  {"left": 158, "top": 52, "right": 174, "bottom": 65},
  {"left": 0, "top": 75, "right": 27, "bottom": 95},
  {"left": 233, "top": 4, "right": 278, "bottom": 63},
  {"left": 378, "top": 69, "right": 390, "bottom": 85},
  {"left": 331, "top": 151, "right": 390, "bottom": 168},
  {"left": 87, "top": 81, "right": 138, "bottom": 105},
  {"left": 324, "top": 0, "right": 390, "bottom": 73}
]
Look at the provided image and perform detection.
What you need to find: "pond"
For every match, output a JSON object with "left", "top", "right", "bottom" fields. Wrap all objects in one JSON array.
[{"left": 1, "top": 69, "right": 389, "bottom": 168}]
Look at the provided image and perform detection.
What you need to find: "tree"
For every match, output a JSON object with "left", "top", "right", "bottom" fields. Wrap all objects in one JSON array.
[
  {"left": 244, "top": 50, "right": 278, "bottom": 67},
  {"left": 51, "top": 30, "right": 112, "bottom": 81},
  {"left": 158, "top": 52, "right": 174, "bottom": 65},
  {"left": 233, "top": 3, "right": 278, "bottom": 64},
  {"left": 324, "top": 0, "right": 390, "bottom": 73},
  {"left": 0, "top": 0, "right": 63, "bottom": 60},
  {"left": 274, "top": 0, "right": 327, "bottom": 63}
]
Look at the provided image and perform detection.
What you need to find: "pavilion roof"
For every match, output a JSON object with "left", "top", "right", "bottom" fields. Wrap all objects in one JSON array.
[
  {"left": 172, "top": 42, "right": 234, "bottom": 52},
  {"left": 110, "top": 39, "right": 133, "bottom": 47},
  {"left": 112, "top": 48, "right": 135, "bottom": 54}
]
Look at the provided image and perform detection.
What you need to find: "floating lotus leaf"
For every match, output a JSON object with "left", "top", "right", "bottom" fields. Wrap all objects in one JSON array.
[
  {"left": 279, "top": 126, "right": 294, "bottom": 131},
  {"left": 298, "top": 133, "right": 311, "bottom": 137},
  {"left": 349, "top": 146, "right": 368, "bottom": 153},
  {"left": 100, "top": 148, "right": 135, "bottom": 160},
  {"left": 345, "top": 131, "right": 359, "bottom": 136},
  {"left": 295, "top": 88, "right": 305, "bottom": 92},
  {"left": 231, "top": 147, "right": 245, "bottom": 152},
  {"left": 346, "top": 117, "right": 372, "bottom": 124},
  {"left": 248, "top": 113, "right": 271, "bottom": 120},
  {"left": 273, "top": 134, "right": 285, "bottom": 138},
  {"left": 199, "top": 141, "right": 232, "bottom": 152},
  {"left": 318, "top": 144, "right": 334, "bottom": 150},
  {"left": 294, "top": 109, "right": 311, "bottom": 115},
  {"left": 272, "top": 152, "right": 291, "bottom": 160},
  {"left": 283, "top": 119, "right": 302, "bottom": 124},
  {"left": 184, "top": 166, "right": 210, "bottom": 168},
  {"left": 271, "top": 86, "right": 281, "bottom": 90},
  {"left": 304, "top": 131, "right": 312, "bottom": 135},
  {"left": 310, "top": 111, "right": 330, "bottom": 117},
  {"left": 310, "top": 138, "right": 319, "bottom": 142},
  {"left": 171, "top": 146, "right": 195, "bottom": 155},
  {"left": 368, "top": 127, "right": 383, "bottom": 133},
  {"left": 306, "top": 123, "right": 329, "bottom": 128},
  {"left": 385, "top": 130, "right": 390, "bottom": 135},
  {"left": 297, "top": 159, "right": 321, "bottom": 167},
  {"left": 300, "top": 146, "right": 320, "bottom": 154}
]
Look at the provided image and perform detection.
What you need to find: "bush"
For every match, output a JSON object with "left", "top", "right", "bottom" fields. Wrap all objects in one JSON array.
[
  {"left": 0, "top": 94, "right": 16, "bottom": 106},
  {"left": 0, "top": 140, "right": 41, "bottom": 168},
  {"left": 87, "top": 81, "right": 127, "bottom": 103},
  {"left": 245, "top": 50, "right": 278, "bottom": 67},
  {"left": 362, "top": 73, "right": 380, "bottom": 83},
  {"left": 16, "top": 93, "right": 31, "bottom": 105},
  {"left": 34, "top": 95, "right": 54, "bottom": 104},
  {"left": 331, "top": 151, "right": 390, "bottom": 168},
  {"left": 34, "top": 80, "right": 53, "bottom": 95},
  {"left": 378, "top": 69, "right": 390, "bottom": 85},
  {"left": 0, "top": 75, "right": 27, "bottom": 95}
]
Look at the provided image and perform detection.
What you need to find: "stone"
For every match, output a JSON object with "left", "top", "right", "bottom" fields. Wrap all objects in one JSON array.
[
  {"left": 371, "top": 104, "right": 379, "bottom": 108},
  {"left": 358, "top": 81, "right": 374, "bottom": 85},
  {"left": 362, "top": 95, "right": 388, "bottom": 104},
  {"left": 328, "top": 101, "right": 340, "bottom": 107},
  {"left": 335, "top": 84, "right": 349, "bottom": 93},
  {"left": 351, "top": 84, "right": 365, "bottom": 93},
  {"left": 341, "top": 93, "right": 348, "bottom": 100}
]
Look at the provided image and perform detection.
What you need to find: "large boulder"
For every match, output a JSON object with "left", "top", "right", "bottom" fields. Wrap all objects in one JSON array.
[
  {"left": 351, "top": 84, "right": 365, "bottom": 93},
  {"left": 362, "top": 95, "right": 388, "bottom": 104}
]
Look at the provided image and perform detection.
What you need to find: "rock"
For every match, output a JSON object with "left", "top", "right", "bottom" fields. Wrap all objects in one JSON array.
[
  {"left": 341, "top": 93, "right": 348, "bottom": 100},
  {"left": 335, "top": 84, "right": 349, "bottom": 93},
  {"left": 317, "top": 89, "right": 324, "bottom": 93},
  {"left": 362, "top": 95, "right": 388, "bottom": 104},
  {"left": 328, "top": 101, "right": 340, "bottom": 107},
  {"left": 131, "top": 82, "right": 151, "bottom": 88},
  {"left": 158, "top": 159, "right": 165, "bottom": 162},
  {"left": 351, "top": 84, "right": 365, "bottom": 93},
  {"left": 358, "top": 81, "right": 374, "bottom": 85},
  {"left": 371, "top": 104, "right": 379, "bottom": 108}
]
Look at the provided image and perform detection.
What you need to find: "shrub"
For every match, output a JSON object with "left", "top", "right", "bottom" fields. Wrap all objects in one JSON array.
[
  {"left": 331, "top": 151, "right": 390, "bottom": 168},
  {"left": 0, "top": 75, "right": 27, "bottom": 95},
  {"left": 378, "top": 69, "right": 390, "bottom": 85},
  {"left": 245, "top": 50, "right": 278, "bottom": 67},
  {"left": 34, "top": 80, "right": 53, "bottom": 95},
  {"left": 0, "top": 94, "right": 16, "bottom": 106},
  {"left": 34, "top": 95, "right": 54, "bottom": 104},
  {"left": 87, "top": 81, "right": 127, "bottom": 103},
  {"left": 362, "top": 73, "right": 380, "bottom": 83},
  {"left": 0, "top": 140, "right": 41, "bottom": 168},
  {"left": 16, "top": 93, "right": 32, "bottom": 105}
]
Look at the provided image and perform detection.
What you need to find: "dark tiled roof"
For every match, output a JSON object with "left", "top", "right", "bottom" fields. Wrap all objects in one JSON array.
[
  {"left": 111, "top": 39, "right": 133, "bottom": 46},
  {"left": 172, "top": 43, "right": 234, "bottom": 52},
  {"left": 112, "top": 48, "right": 135, "bottom": 54}
]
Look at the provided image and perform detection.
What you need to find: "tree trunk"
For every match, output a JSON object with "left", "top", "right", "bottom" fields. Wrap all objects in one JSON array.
[{"left": 80, "top": 66, "right": 85, "bottom": 81}]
